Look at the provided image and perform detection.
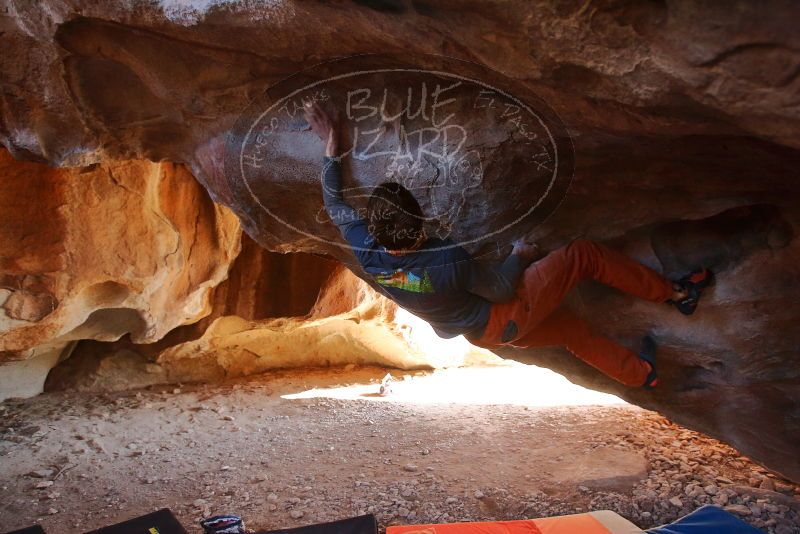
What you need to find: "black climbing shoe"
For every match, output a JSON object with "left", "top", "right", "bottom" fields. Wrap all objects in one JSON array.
[
  {"left": 639, "top": 335, "right": 658, "bottom": 389},
  {"left": 669, "top": 268, "right": 714, "bottom": 315}
]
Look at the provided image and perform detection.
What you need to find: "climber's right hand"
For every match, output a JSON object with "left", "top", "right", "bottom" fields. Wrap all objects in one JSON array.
[{"left": 304, "top": 101, "right": 338, "bottom": 157}]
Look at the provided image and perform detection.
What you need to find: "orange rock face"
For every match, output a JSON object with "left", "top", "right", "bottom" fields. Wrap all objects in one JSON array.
[
  {"left": 45, "top": 241, "right": 492, "bottom": 392},
  {"left": 0, "top": 150, "right": 240, "bottom": 395}
]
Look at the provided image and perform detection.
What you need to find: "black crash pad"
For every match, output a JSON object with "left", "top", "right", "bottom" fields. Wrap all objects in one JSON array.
[
  {"left": 4, "top": 526, "right": 46, "bottom": 534},
  {"left": 256, "top": 514, "right": 377, "bottom": 534},
  {"left": 83, "top": 508, "right": 188, "bottom": 534}
]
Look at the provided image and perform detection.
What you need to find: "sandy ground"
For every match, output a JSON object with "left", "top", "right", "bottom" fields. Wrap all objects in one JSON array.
[{"left": 1, "top": 365, "right": 799, "bottom": 533}]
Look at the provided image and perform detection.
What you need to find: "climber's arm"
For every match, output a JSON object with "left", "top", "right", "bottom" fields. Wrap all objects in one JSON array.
[
  {"left": 305, "top": 101, "right": 372, "bottom": 250},
  {"left": 321, "top": 157, "right": 366, "bottom": 235}
]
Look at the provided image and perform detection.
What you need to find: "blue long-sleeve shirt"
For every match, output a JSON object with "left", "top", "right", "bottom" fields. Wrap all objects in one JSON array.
[{"left": 321, "top": 157, "right": 530, "bottom": 339}]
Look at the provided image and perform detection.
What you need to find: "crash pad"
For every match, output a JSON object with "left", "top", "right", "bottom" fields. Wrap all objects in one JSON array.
[
  {"left": 387, "top": 510, "right": 643, "bottom": 534},
  {"left": 646, "top": 505, "right": 765, "bottom": 534}
]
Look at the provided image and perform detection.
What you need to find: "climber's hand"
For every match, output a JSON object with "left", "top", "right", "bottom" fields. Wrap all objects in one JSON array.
[
  {"left": 511, "top": 239, "right": 540, "bottom": 262},
  {"left": 304, "top": 101, "right": 338, "bottom": 157}
]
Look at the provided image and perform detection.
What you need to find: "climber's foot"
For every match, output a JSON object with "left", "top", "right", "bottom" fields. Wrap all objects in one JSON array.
[
  {"left": 669, "top": 268, "right": 714, "bottom": 315},
  {"left": 639, "top": 335, "right": 658, "bottom": 389}
]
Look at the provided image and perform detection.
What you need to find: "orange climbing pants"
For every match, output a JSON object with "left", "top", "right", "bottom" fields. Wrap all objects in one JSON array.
[{"left": 469, "top": 239, "right": 674, "bottom": 386}]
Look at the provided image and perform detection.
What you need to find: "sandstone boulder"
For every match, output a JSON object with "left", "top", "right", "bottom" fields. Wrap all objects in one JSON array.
[
  {"left": 46, "top": 260, "right": 496, "bottom": 390},
  {"left": 0, "top": 150, "right": 240, "bottom": 398},
  {"left": 0, "top": 0, "right": 798, "bottom": 482}
]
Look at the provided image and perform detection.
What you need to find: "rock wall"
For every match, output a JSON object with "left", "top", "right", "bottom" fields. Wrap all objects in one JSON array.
[
  {"left": 143, "top": 265, "right": 478, "bottom": 384},
  {"left": 45, "top": 242, "right": 495, "bottom": 392},
  {"left": 0, "top": 149, "right": 241, "bottom": 398},
  {"left": 1, "top": 0, "right": 799, "bottom": 481},
  {"left": 0, "top": 149, "right": 486, "bottom": 396},
  {"left": 2, "top": 1, "right": 799, "bottom": 164},
  {"left": 43, "top": 236, "right": 339, "bottom": 390}
]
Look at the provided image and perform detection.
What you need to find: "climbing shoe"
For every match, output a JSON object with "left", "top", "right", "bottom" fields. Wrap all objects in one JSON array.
[
  {"left": 669, "top": 268, "right": 714, "bottom": 315},
  {"left": 639, "top": 335, "right": 658, "bottom": 389}
]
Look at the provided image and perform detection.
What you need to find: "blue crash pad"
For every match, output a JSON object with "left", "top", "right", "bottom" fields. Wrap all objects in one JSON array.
[{"left": 647, "top": 505, "right": 765, "bottom": 534}]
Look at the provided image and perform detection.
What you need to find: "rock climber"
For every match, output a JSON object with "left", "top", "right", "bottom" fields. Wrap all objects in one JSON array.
[{"left": 303, "top": 102, "right": 713, "bottom": 389}]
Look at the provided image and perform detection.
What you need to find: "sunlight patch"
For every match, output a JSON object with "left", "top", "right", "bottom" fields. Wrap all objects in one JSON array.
[{"left": 282, "top": 364, "right": 625, "bottom": 407}]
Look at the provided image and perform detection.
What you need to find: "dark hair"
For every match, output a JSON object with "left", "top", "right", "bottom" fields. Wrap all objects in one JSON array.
[{"left": 366, "top": 182, "right": 424, "bottom": 251}]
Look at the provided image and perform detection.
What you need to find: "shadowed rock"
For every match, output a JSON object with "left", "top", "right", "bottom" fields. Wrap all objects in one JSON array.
[{"left": 0, "top": 0, "right": 798, "bottom": 482}]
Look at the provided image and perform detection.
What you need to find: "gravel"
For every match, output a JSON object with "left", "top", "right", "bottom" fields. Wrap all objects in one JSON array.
[{"left": 0, "top": 368, "right": 798, "bottom": 534}]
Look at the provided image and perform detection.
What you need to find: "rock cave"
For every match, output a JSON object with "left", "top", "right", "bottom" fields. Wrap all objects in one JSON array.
[{"left": 0, "top": 1, "right": 799, "bottom": 533}]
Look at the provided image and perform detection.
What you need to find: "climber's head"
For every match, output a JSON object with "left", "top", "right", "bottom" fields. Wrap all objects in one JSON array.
[{"left": 367, "top": 182, "right": 426, "bottom": 254}]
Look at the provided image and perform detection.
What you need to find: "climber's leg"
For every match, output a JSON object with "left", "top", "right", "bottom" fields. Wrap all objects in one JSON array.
[
  {"left": 512, "top": 308, "right": 652, "bottom": 387},
  {"left": 469, "top": 239, "right": 674, "bottom": 349},
  {"left": 522, "top": 239, "right": 675, "bottom": 311}
]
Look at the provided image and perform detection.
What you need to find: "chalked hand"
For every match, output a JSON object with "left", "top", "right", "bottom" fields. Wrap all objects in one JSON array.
[{"left": 304, "top": 101, "right": 339, "bottom": 157}]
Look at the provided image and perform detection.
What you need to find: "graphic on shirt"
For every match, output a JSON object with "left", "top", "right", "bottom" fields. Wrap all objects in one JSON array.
[{"left": 375, "top": 269, "right": 434, "bottom": 293}]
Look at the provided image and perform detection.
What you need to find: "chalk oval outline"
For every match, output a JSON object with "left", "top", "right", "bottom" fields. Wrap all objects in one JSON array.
[{"left": 236, "top": 61, "right": 572, "bottom": 253}]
